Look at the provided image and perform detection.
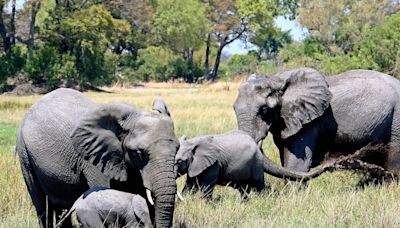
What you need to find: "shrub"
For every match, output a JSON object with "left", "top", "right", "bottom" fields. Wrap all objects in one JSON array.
[
  {"left": 227, "top": 54, "right": 259, "bottom": 76},
  {"left": 0, "top": 47, "right": 26, "bottom": 84},
  {"left": 24, "top": 46, "right": 77, "bottom": 89}
]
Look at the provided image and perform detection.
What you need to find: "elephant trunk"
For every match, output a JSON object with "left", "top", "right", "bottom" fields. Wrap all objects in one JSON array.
[
  {"left": 236, "top": 112, "right": 257, "bottom": 139},
  {"left": 262, "top": 154, "right": 329, "bottom": 181},
  {"left": 147, "top": 159, "right": 177, "bottom": 227}
]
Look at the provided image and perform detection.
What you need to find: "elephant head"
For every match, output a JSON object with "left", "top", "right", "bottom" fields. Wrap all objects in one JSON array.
[
  {"left": 175, "top": 136, "right": 218, "bottom": 179},
  {"left": 234, "top": 68, "right": 332, "bottom": 143},
  {"left": 175, "top": 136, "right": 193, "bottom": 177},
  {"left": 71, "top": 99, "right": 179, "bottom": 227}
]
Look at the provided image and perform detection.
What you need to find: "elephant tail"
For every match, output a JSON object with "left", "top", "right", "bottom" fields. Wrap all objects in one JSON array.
[
  {"left": 262, "top": 153, "right": 330, "bottom": 181},
  {"left": 55, "top": 196, "right": 81, "bottom": 227}
]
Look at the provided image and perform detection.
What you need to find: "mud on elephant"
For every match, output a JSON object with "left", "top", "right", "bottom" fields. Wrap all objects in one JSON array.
[{"left": 16, "top": 88, "right": 179, "bottom": 227}]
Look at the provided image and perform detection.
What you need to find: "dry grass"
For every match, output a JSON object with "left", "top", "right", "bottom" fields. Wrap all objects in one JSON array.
[{"left": 1, "top": 85, "right": 400, "bottom": 227}]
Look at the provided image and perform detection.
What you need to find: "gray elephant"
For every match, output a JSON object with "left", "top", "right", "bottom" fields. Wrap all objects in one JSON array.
[
  {"left": 234, "top": 68, "right": 400, "bottom": 179},
  {"left": 175, "top": 130, "right": 331, "bottom": 199},
  {"left": 56, "top": 186, "right": 152, "bottom": 228},
  {"left": 16, "top": 88, "right": 179, "bottom": 227}
]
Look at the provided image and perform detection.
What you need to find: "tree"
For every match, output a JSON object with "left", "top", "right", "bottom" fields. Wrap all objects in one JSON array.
[
  {"left": 297, "top": 0, "right": 399, "bottom": 55},
  {"left": 358, "top": 11, "right": 400, "bottom": 77},
  {"left": 60, "top": 5, "right": 130, "bottom": 85},
  {"left": 250, "top": 27, "right": 292, "bottom": 60},
  {"left": 0, "top": 0, "right": 13, "bottom": 53},
  {"left": 206, "top": 0, "right": 296, "bottom": 81},
  {"left": 15, "top": 0, "right": 41, "bottom": 58},
  {"left": 152, "top": 0, "right": 208, "bottom": 82},
  {"left": 153, "top": 0, "right": 208, "bottom": 60},
  {"left": 104, "top": 0, "right": 155, "bottom": 58}
]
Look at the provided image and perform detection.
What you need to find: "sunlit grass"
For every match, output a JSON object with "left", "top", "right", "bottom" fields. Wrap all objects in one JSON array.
[{"left": 1, "top": 85, "right": 400, "bottom": 227}]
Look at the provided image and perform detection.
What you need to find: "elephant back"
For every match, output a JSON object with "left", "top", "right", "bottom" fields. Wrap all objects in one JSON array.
[
  {"left": 19, "top": 89, "right": 100, "bottom": 198},
  {"left": 327, "top": 70, "right": 398, "bottom": 146}
]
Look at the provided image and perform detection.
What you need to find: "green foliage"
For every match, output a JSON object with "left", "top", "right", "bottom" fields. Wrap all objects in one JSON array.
[
  {"left": 318, "top": 55, "right": 367, "bottom": 75},
  {"left": 250, "top": 28, "right": 292, "bottom": 59},
  {"left": 127, "top": 46, "right": 203, "bottom": 83},
  {"left": 132, "top": 46, "right": 183, "bottom": 82},
  {"left": 24, "top": 46, "right": 77, "bottom": 89},
  {"left": 227, "top": 53, "right": 260, "bottom": 76},
  {"left": 358, "top": 12, "right": 400, "bottom": 77},
  {"left": 0, "top": 47, "right": 26, "bottom": 84},
  {"left": 153, "top": 0, "right": 208, "bottom": 53},
  {"left": 57, "top": 5, "right": 129, "bottom": 86}
]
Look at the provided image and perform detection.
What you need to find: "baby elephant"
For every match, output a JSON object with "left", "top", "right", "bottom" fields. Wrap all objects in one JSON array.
[
  {"left": 175, "top": 130, "right": 329, "bottom": 199},
  {"left": 56, "top": 187, "right": 152, "bottom": 228}
]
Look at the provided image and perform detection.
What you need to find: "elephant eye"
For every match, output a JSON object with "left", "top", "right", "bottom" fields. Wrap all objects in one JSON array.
[
  {"left": 136, "top": 149, "right": 146, "bottom": 159},
  {"left": 260, "top": 106, "right": 268, "bottom": 114}
]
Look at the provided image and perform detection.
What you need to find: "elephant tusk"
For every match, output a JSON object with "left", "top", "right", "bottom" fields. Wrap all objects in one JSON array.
[
  {"left": 146, "top": 189, "right": 154, "bottom": 206},
  {"left": 176, "top": 190, "right": 184, "bottom": 201}
]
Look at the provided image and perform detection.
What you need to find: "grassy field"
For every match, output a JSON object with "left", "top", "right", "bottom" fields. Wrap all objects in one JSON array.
[{"left": 1, "top": 84, "right": 400, "bottom": 227}]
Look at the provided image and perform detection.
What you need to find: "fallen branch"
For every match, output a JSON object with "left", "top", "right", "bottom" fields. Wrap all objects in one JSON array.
[{"left": 324, "top": 144, "right": 396, "bottom": 180}]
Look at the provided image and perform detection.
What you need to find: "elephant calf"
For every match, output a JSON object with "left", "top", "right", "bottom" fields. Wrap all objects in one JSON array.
[
  {"left": 56, "top": 187, "right": 152, "bottom": 228},
  {"left": 175, "top": 130, "right": 330, "bottom": 200}
]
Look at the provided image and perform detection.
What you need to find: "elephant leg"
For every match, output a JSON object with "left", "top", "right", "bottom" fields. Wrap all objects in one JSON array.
[
  {"left": 183, "top": 177, "right": 200, "bottom": 194},
  {"left": 356, "top": 172, "right": 389, "bottom": 189},
  {"left": 253, "top": 179, "right": 265, "bottom": 193},
  {"left": 385, "top": 142, "right": 400, "bottom": 176},
  {"left": 18, "top": 150, "right": 50, "bottom": 228},
  {"left": 281, "top": 126, "right": 320, "bottom": 173},
  {"left": 282, "top": 145, "right": 313, "bottom": 172},
  {"left": 195, "top": 163, "right": 220, "bottom": 199},
  {"left": 33, "top": 193, "right": 54, "bottom": 228},
  {"left": 76, "top": 210, "right": 104, "bottom": 228}
]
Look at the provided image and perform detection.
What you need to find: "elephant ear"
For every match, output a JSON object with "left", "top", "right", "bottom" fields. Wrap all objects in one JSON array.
[
  {"left": 152, "top": 99, "right": 170, "bottom": 116},
  {"left": 188, "top": 137, "right": 218, "bottom": 178},
  {"left": 71, "top": 103, "right": 140, "bottom": 181},
  {"left": 132, "top": 195, "right": 152, "bottom": 227},
  {"left": 277, "top": 68, "right": 332, "bottom": 139}
]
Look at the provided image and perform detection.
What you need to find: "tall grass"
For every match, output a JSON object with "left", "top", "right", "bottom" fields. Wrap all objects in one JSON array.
[{"left": 1, "top": 85, "right": 400, "bottom": 227}]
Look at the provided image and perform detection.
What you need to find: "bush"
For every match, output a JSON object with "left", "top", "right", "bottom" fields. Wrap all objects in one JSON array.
[
  {"left": 227, "top": 54, "right": 259, "bottom": 76},
  {"left": 0, "top": 47, "right": 26, "bottom": 84},
  {"left": 318, "top": 54, "right": 368, "bottom": 76},
  {"left": 357, "top": 12, "right": 400, "bottom": 77},
  {"left": 132, "top": 46, "right": 180, "bottom": 81},
  {"left": 125, "top": 46, "right": 203, "bottom": 83},
  {"left": 24, "top": 46, "right": 77, "bottom": 89}
]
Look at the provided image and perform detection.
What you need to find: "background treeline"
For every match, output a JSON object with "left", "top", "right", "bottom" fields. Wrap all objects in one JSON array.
[{"left": 0, "top": 0, "right": 399, "bottom": 92}]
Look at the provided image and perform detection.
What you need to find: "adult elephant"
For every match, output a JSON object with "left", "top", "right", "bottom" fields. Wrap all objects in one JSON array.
[
  {"left": 16, "top": 88, "right": 179, "bottom": 227},
  {"left": 234, "top": 68, "right": 400, "bottom": 175}
]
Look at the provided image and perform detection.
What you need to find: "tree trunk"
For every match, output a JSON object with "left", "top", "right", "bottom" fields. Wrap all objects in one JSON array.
[
  {"left": 209, "top": 42, "right": 224, "bottom": 81},
  {"left": 0, "top": 2, "right": 11, "bottom": 53},
  {"left": 27, "top": 1, "right": 41, "bottom": 58},
  {"left": 11, "top": 0, "right": 16, "bottom": 45},
  {"left": 204, "top": 33, "right": 211, "bottom": 77}
]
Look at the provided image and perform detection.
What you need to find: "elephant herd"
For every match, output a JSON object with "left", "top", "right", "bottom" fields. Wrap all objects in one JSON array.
[{"left": 15, "top": 67, "right": 400, "bottom": 227}]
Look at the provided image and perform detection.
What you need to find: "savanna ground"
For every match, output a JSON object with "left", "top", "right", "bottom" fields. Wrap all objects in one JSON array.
[{"left": 1, "top": 82, "right": 400, "bottom": 227}]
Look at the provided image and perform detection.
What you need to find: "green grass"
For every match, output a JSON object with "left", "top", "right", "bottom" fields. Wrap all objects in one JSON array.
[{"left": 1, "top": 87, "right": 400, "bottom": 227}]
